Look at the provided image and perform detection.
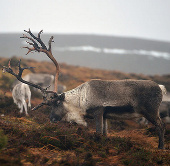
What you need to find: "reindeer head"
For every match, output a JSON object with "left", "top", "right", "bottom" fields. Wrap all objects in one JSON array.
[
  {"left": 49, "top": 93, "right": 67, "bottom": 122},
  {"left": 50, "top": 92, "right": 87, "bottom": 126}
]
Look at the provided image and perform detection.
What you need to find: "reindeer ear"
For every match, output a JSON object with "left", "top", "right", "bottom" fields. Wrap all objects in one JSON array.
[{"left": 58, "top": 93, "right": 65, "bottom": 101}]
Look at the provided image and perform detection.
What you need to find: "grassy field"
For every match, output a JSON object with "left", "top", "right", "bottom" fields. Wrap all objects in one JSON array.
[{"left": 0, "top": 57, "right": 170, "bottom": 165}]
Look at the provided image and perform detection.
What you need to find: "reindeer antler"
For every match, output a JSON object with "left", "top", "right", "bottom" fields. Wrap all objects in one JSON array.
[
  {"left": 3, "top": 59, "right": 57, "bottom": 110},
  {"left": 20, "top": 29, "right": 59, "bottom": 92}
]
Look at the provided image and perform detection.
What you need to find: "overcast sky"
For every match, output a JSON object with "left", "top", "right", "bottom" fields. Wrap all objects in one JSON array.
[{"left": 1, "top": 0, "right": 170, "bottom": 42}]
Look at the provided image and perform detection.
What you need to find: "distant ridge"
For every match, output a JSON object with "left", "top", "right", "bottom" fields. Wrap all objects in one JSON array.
[{"left": 0, "top": 33, "right": 170, "bottom": 75}]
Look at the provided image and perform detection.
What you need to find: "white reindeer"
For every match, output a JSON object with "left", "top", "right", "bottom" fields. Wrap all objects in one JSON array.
[{"left": 12, "top": 83, "right": 31, "bottom": 115}]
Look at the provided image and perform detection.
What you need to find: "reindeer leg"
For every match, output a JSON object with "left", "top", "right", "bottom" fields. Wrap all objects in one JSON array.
[
  {"left": 22, "top": 99, "right": 28, "bottom": 116},
  {"left": 17, "top": 102, "right": 21, "bottom": 109},
  {"left": 94, "top": 107, "right": 104, "bottom": 134},
  {"left": 28, "top": 93, "right": 31, "bottom": 109},
  {"left": 150, "top": 116, "right": 165, "bottom": 149},
  {"left": 20, "top": 102, "right": 23, "bottom": 114},
  {"left": 156, "top": 117, "right": 165, "bottom": 149},
  {"left": 103, "top": 117, "right": 108, "bottom": 136},
  {"left": 145, "top": 109, "right": 165, "bottom": 149}
]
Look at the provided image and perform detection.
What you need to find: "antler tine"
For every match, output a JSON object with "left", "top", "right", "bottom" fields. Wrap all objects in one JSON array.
[
  {"left": 21, "top": 34, "right": 40, "bottom": 50},
  {"left": 23, "top": 29, "right": 47, "bottom": 49},
  {"left": 17, "top": 59, "right": 31, "bottom": 77},
  {"left": 24, "top": 28, "right": 36, "bottom": 39},
  {"left": 48, "top": 36, "right": 54, "bottom": 52},
  {"left": 38, "top": 30, "right": 43, "bottom": 38},
  {"left": 8, "top": 59, "right": 11, "bottom": 68},
  {"left": 23, "top": 46, "right": 36, "bottom": 55},
  {"left": 31, "top": 98, "right": 53, "bottom": 111},
  {"left": 26, "top": 41, "right": 34, "bottom": 46},
  {"left": 36, "top": 29, "right": 47, "bottom": 49},
  {"left": 17, "top": 59, "right": 24, "bottom": 77},
  {"left": 32, "top": 102, "right": 46, "bottom": 111},
  {"left": 20, "top": 34, "right": 32, "bottom": 41},
  {"left": 18, "top": 59, "right": 21, "bottom": 67},
  {"left": 17, "top": 59, "right": 35, "bottom": 77},
  {"left": 24, "top": 28, "right": 31, "bottom": 33}
]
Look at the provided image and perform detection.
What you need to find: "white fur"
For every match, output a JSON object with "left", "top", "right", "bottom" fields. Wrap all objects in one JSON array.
[
  {"left": 63, "top": 87, "right": 87, "bottom": 126},
  {"left": 63, "top": 102, "right": 87, "bottom": 126},
  {"left": 159, "top": 85, "right": 167, "bottom": 95},
  {"left": 12, "top": 83, "right": 31, "bottom": 115}
]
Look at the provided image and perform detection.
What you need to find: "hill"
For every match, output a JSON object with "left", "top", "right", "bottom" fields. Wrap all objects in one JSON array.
[
  {"left": 0, "top": 33, "right": 170, "bottom": 75},
  {"left": 1, "top": 56, "right": 170, "bottom": 92},
  {"left": 0, "top": 57, "right": 170, "bottom": 165}
]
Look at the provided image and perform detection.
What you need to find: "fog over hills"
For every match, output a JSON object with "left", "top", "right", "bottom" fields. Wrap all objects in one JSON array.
[{"left": 0, "top": 33, "right": 170, "bottom": 75}]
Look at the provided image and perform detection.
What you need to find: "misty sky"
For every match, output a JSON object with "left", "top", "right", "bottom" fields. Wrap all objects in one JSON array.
[{"left": 1, "top": 0, "right": 170, "bottom": 42}]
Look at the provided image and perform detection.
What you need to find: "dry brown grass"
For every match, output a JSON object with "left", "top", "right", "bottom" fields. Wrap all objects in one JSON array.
[
  {"left": 0, "top": 57, "right": 170, "bottom": 165},
  {"left": 1, "top": 56, "right": 170, "bottom": 91}
]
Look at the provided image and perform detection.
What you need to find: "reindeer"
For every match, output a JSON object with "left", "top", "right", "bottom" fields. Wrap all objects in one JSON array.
[
  {"left": 2, "top": 29, "right": 166, "bottom": 149},
  {"left": 12, "top": 83, "right": 31, "bottom": 115}
]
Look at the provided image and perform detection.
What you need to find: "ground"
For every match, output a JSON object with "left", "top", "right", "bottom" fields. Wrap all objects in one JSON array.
[
  {"left": 0, "top": 95, "right": 170, "bottom": 166},
  {"left": 0, "top": 57, "right": 170, "bottom": 165}
]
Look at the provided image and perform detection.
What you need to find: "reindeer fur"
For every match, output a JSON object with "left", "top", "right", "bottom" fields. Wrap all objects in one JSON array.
[
  {"left": 12, "top": 83, "right": 31, "bottom": 115},
  {"left": 50, "top": 79, "right": 165, "bottom": 149},
  {"left": 4, "top": 30, "right": 165, "bottom": 149}
]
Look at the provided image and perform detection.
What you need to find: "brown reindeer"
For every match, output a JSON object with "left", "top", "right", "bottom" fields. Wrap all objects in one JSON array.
[{"left": 3, "top": 29, "right": 165, "bottom": 149}]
